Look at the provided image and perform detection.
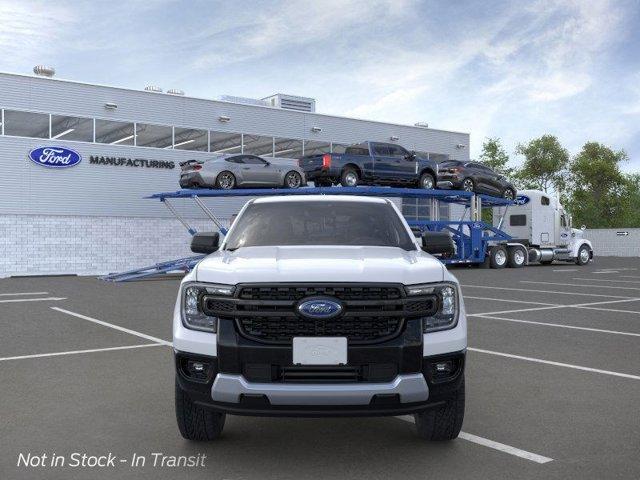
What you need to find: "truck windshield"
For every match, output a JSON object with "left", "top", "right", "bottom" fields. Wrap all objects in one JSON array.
[{"left": 224, "top": 201, "right": 416, "bottom": 251}]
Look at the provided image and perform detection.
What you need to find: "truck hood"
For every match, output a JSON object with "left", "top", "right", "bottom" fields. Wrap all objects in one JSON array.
[{"left": 195, "top": 246, "right": 446, "bottom": 285}]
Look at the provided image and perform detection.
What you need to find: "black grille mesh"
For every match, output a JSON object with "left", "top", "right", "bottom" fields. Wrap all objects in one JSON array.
[{"left": 204, "top": 283, "right": 436, "bottom": 345}]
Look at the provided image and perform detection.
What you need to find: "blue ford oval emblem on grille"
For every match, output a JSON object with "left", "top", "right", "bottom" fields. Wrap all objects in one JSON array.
[
  {"left": 297, "top": 298, "right": 343, "bottom": 319},
  {"left": 28, "top": 146, "right": 82, "bottom": 168}
]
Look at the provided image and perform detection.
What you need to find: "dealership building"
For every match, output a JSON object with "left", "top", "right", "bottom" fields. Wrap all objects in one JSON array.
[{"left": 0, "top": 69, "right": 471, "bottom": 277}]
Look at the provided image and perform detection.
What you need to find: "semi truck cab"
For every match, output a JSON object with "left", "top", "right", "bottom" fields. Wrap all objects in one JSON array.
[{"left": 494, "top": 189, "right": 593, "bottom": 265}]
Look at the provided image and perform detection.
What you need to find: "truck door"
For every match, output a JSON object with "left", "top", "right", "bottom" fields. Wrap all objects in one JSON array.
[
  {"left": 387, "top": 144, "right": 416, "bottom": 183},
  {"left": 538, "top": 195, "right": 553, "bottom": 246},
  {"left": 557, "top": 210, "right": 571, "bottom": 246},
  {"left": 371, "top": 143, "right": 394, "bottom": 181}
]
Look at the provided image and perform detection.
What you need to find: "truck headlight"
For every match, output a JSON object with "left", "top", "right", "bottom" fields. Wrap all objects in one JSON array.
[
  {"left": 406, "top": 282, "right": 459, "bottom": 332},
  {"left": 181, "top": 283, "right": 233, "bottom": 332}
]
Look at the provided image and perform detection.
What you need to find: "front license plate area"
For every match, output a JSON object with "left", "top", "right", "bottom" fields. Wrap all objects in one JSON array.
[{"left": 292, "top": 337, "right": 347, "bottom": 365}]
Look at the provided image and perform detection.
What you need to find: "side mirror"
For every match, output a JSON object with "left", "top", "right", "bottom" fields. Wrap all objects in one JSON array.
[
  {"left": 404, "top": 151, "right": 416, "bottom": 160},
  {"left": 264, "top": 160, "right": 271, "bottom": 166},
  {"left": 191, "top": 232, "right": 220, "bottom": 254},
  {"left": 421, "top": 231, "right": 455, "bottom": 257}
]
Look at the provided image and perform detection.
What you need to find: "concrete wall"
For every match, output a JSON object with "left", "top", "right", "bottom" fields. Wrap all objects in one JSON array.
[
  {"left": 0, "top": 214, "right": 228, "bottom": 277},
  {"left": 584, "top": 228, "right": 640, "bottom": 257}
]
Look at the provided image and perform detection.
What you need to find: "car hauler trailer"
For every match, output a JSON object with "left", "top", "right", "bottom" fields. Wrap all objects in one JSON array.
[{"left": 101, "top": 186, "right": 593, "bottom": 282}]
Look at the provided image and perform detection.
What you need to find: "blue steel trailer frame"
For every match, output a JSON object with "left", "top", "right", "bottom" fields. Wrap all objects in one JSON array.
[{"left": 101, "top": 186, "right": 513, "bottom": 281}]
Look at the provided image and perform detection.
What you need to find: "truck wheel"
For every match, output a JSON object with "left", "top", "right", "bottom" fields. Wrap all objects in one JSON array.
[
  {"left": 489, "top": 245, "right": 507, "bottom": 269},
  {"left": 419, "top": 172, "right": 436, "bottom": 189},
  {"left": 175, "top": 379, "right": 225, "bottom": 441},
  {"left": 215, "top": 171, "right": 236, "bottom": 190},
  {"left": 576, "top": 245, "right": 591, "bottom": 265},
  {"left": 507, "top": 246, "right": 526, "bottom": 268},
  {"left": 415, "top": 376, "right": 465, "bottom": 441},
  {"left": 340, "top": 168, "right": 359, "bottom": 187}
]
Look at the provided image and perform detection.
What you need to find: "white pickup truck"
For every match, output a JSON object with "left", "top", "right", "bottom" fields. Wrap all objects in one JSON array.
[{"left": 173, "top": 195, "right": 467, "bottom": 441}]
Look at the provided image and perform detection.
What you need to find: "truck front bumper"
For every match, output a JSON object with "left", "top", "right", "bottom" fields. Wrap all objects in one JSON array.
[{"left": 175, "top": 349, "right": 465, "bottom": 417}]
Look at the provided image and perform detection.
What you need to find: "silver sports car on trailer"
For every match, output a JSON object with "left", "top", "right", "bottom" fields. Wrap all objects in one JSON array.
[{"left": 179, "top": 154, "right": 306, "bottom": 189}]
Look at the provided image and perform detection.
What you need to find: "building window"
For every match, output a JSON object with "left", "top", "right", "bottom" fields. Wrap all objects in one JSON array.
[
  {"left": 210, "top": 131, "right": 242, "bottom": 154},
  {"left": 95, "top": 119, "right": 135, "bottom": 145},
  {"left": 273, "top": 137, "right": 303, "bottom": 158},
  {"left": 3, "top": 110, "right": 49, "bottom": 138},
  {"left": 51, "top": 114, "right": 93, "bottom": 142},
  {"left": 401, "top": 199, "right": 450, "bottom": 222},
  {"left": 243, "top": 134, "right": 274, "bottom": 156},
  {"left": 173, "top": 127, "right": 208, "bottom": 151},
  {"left": 135, "top": 123, "right": 173, "bottom": 148},
  {"left": 303, "top": 140, "right": 331, "bottom": 156}
]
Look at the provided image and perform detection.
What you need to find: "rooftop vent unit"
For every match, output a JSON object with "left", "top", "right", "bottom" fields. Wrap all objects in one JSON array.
[
  {"left": 414, "top": 122, "right": 429, "bottom": 128},
  {"left": 144, "top": 85, "right": 163, "bottom": 93},
  {"left": 219, "top": 95, "right": 270, "bottom": 107},
  {"left": 262, "top": 94, "right": 316, "bottom": 113},
  {"left": 167, "top": 89, "right": 185, "bottom": 96},
  {"left": 33, "top": 65, "right": 55, "bottom": 77}
]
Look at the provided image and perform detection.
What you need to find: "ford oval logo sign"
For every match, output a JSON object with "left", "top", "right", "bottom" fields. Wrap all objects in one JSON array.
[
  {"left": 28, "top": 146, "right": 82, "bottom": 168},
  {"left": 514, "top": 195, "right": 530, "bottom": 206},
  {"left": 297, "top": 298, "right": 343, "bottom": 319}
]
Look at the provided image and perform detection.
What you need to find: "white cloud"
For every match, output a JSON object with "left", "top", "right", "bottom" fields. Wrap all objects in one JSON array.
[{"left": 0, "top": 0, "right": 75, "bottom": 63}]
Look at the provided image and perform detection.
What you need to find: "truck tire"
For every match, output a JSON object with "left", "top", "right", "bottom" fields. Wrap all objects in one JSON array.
[
  {"left": 340, "top": 168, "right": 359, "bottom": 187},
  {"left": 576, "top": 245, "right": 591, "bottom": 266},
  {"left": 489, "top": 245, "right": 507, "bottom": 269},
  {"left": 414, "top": 376, "right": 465, "bottom": 441},
  {"left": 175, "top": 379, "right": 225, "bottom": 441},
  {"left": 507, "top": 246, "right": 526, "bottom": 268},
  {"left": 418, "top": 172, "right": 436, "bottom": 190}
]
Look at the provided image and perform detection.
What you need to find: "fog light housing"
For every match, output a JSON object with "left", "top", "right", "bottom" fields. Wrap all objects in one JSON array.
[{"left": 183, "top": 359, "right": 213, "bottom": 382}]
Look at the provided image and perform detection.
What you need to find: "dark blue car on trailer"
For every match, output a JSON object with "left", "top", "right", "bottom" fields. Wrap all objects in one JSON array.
[{"left": 298, "top": 141, "right": 440, "bottom": 189}]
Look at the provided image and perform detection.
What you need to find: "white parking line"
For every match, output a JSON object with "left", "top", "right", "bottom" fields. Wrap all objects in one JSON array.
[
  {"left": 473, "top": 314, "right": 640, "bottom": 338},
  {"left": 396, "top": 416, "right": 553, "bottom": 464},
  {"left": 0, "top": 343, "right": 164, "bottom": 362},
  {"left": 553, "top": 269, "right": 578, "bottom": 272},
  {"left": 620, "top": 275, "right": 640, "bottom": 279},
  {"left": 0, "top": 297, "right": 66, "bottom": 304},
  {"left": 468, "top": 348, "right": 640, "bottom": 380},
  {"left": 0, "top": 292, "right": 49, "bottom": 296},
  {"left": 572, "top": 278, "right": 640, "bottom": 284},
  {"left": 460, "top": 284, "right": 636, "bottom": 299},
  {"left": 51, "top": 307, "right": 173, "bottom": 346},
  {"left": 468, "top": 297, "right": 640, "bottom": 317},
  {"left": 464, "top": 296, "right": 559, "bottom": 306},
  {"left": 521, "top": 281, "right": 640, "bottom": 292}
]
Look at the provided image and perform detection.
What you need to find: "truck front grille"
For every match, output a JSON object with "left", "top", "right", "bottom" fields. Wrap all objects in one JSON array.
[
  {"left": 237, "top": 315, "right": 403, "bottom": 344},
  {"left": 202, "top": 283, "right": 437, "bottom": 345}
]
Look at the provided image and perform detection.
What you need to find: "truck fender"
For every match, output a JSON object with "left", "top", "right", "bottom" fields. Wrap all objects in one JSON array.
[
  {"left": 342, "top": 163, "right": 363, "bottom": 178},
  {"left": 571, "top": 239, "right": 593, "bottom": 258}
]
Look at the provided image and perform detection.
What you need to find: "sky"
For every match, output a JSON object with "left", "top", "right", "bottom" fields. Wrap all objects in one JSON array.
[{"left": 1, "top": 0, "right": 639, "bottom": 171}]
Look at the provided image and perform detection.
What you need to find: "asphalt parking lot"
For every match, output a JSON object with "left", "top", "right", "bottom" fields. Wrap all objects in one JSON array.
[{"left": 1, "top": 257, "right": 639, "bottom": 480}]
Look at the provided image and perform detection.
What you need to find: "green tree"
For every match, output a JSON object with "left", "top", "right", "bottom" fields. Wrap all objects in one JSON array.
[
  {"left": 479, "top": 137, "right": 514, "bottom": 177},
  {"left": 515, "top": 135, "right": 569, "bottom": 193},
  {"left": 622, "top": 174, "right": 640, "bottom": 227},
  {"left": 566, "top": 142, "right": 629, "bottom": 228}
]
